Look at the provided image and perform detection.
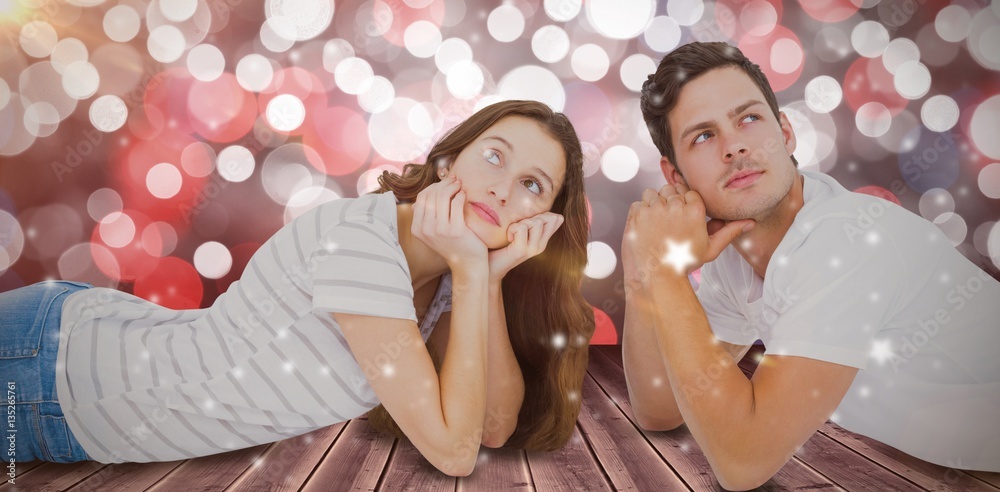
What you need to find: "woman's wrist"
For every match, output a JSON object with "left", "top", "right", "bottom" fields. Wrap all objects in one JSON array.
[{"left": 450, "top": 261, "right": 490, "bottom": 281}]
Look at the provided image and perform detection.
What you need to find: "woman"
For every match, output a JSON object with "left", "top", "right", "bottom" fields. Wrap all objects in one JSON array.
[{"left": 0, "top": 100, "right": 594, "bottom": 477}]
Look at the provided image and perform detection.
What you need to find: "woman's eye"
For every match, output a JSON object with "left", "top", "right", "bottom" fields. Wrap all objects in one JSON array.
[
  {"left": 523, "top": 179, "right": 542, "bottom": 195},
  {"left": 693, "top": 132, "right": 712, "bottom": 144},
  {"left": 482, "top": 148, "right": 501, "bottom": 166}
]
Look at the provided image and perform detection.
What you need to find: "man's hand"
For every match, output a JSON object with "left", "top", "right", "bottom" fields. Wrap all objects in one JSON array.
[{"left": 622, "top": 181, "right": 754, "bottom": 284}]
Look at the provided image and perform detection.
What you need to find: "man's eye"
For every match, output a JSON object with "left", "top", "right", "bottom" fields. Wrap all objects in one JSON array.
[
  {"left": 742, "top": 114, "right": 761, "bottom": 124},
  {"left": 693, "top": 132, "right": 712, "bottom": 144},
  {"left": 482, "top": 148, "right": 501, "bottom": 165},
  {"left": 523, "top": 179, "right": 542, "bottom": 195}
]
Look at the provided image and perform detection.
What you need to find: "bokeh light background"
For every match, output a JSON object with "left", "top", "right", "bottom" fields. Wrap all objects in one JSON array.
[{"left": 1, "top": 0, "right": 998, "bottom": 344}]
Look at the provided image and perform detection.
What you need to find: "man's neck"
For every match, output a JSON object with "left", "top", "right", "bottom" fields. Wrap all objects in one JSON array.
[
  {"left": 733, "top": 173, "right": 805, "bottom": 279},
  {"left": 396, "top": 203, "right": 451, "bottom": 291}
]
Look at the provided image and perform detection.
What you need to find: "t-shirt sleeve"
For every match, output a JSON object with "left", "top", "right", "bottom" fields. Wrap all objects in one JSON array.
[
  {"left": 696, "top": 260, "right": 758, "bottom": 345},
  {"left": 764, "top": 221, "right": 906, "bottom": 369},
  {"left": 309, "top": 219, "right": 417, "bottom": 322}
]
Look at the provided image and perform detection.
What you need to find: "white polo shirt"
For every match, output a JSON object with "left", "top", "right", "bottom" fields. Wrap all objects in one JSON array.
[
  {"left": 56, "top": 191, "right": 453, "bottom": 463},
  {"left": 697, "top": 170, "right": 1000, "bottom": 472}
]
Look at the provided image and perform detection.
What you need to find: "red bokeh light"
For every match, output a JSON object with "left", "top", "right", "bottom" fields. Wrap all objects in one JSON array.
[
  {"left": 714, "top": 0, "right": 784, "bottom": 40},
  {"left": 215, "top": 242, "right": 261, "bottom": 293},
  {"left": 257, "top": 67, "right": 328, "bottom": 136},
  {"left": 379, "top": 0, "right": 447, "bottom": 47},
  {"left": 843, "top": 56, "right": 909, "bottom": 116},
  {"left": 91, "top": 209, "right": 160, "bottom": 281},
  {"left": 590, "top": 306, "right": 618, "bottom": 345},
  {"left": 188, "top": 73, "right": 258, "bottom": 143},
  {"left": 301, "top": 105, "right": 372, "bottom": 176},
  {"left": 854, "top": 185, "right": 902, "bottom": 206},
  {"left": 799, "top": 0, "right": 859, "bottom": 23},
  {"left": 737, "top": 24, "right": 803, "bottom": 92},
  {"left": 110, "top": 135, "right": 208, "bottom": 227},
  {"left": 142, "top": 68, "right": 198, "bottom": 150},
  {"left": 134, "top": 256, "right": 204, "bottom": 309}
]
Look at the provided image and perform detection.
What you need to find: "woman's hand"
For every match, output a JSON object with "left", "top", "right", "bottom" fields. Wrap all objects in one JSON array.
[
  {"left": 412, "top": 175, "right": 489, "bottom": 270},
  {"left": 487, "top": 212, "right": 564, "bottom": 283}
]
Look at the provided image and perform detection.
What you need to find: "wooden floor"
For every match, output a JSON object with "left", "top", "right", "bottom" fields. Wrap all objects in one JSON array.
[{"left": 4, "top": 345, "right": 999, "bottom": 491}]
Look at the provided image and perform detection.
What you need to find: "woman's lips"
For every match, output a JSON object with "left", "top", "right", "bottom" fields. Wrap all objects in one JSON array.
[{"left": 470, "top": 202, "right": 499, "bottom": 226}]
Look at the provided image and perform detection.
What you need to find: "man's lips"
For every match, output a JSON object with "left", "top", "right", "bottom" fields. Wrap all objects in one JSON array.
[
  {"left": 725, "top": 170, "right": 763, "bottom": 189},
  {"left": 470, "top": 202, "right": 500, "bottom": 226}
]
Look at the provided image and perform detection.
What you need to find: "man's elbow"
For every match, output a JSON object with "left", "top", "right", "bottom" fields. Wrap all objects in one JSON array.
[{"left": 634, "top": 412, "right": 685, "bottom": 432}]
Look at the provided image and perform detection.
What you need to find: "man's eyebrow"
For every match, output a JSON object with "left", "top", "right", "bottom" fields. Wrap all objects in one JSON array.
[
  {"left": 678, "top": 99, "right": 767, "bottom": 142},
  {"left": 483, "top": 135, "right": 556, "bottom": 191}
]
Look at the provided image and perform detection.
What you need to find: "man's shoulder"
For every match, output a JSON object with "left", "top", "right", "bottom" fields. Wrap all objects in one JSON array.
[{"left": 791, "top": 171, "right": 933, "bottom": 247}]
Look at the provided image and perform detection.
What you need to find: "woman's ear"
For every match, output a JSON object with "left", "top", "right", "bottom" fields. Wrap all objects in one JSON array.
[{"left": 435, "top": 156, "right": 453, "bottom": 179}]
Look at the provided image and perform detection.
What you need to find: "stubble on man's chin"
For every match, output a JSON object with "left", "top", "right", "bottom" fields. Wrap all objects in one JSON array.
[{"left": 706, "top": 179, "right": 794, "bottom": 225}]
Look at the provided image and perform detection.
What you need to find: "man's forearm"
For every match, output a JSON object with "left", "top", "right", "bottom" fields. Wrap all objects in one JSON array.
[
  {"left": 483, "top": 281, "right": 524, "bottom": 444},
  {"left": 622, "top": 286, "right": 684, "bottom": 428},
  {"left": 642, "top": 274, "right": 757, "bottom": 464}
]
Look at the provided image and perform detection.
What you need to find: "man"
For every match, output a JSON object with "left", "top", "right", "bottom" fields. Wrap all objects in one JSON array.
[{"left": 622, "top": 41, "right": 1000, "bottom": 490}]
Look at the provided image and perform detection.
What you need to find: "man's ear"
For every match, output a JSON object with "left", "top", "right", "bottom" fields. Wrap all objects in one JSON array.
[
  {"left": 778, "top": 111, "right": 797, "bottom": 157},
  {"left": 659, "top": 156, "right": 685, "bottom": 186}
]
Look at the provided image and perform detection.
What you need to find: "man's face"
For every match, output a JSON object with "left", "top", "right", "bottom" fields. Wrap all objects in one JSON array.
[
  {"left": 447, "top": 115, "right": 566, "bottom": 249},
  {"left": 664, "top": 66, "right": 797, "bottom": 221}
]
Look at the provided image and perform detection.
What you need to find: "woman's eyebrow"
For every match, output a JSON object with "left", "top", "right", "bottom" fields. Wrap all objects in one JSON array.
[
  {"left": 533, "top": 167, "right": 555, "bottom": 191},
  {"left": 482, "top": 135, "right": 556, "bottom": 191},
  {"left": 483, "top": 135, "right": 514, "bottom": 152}
]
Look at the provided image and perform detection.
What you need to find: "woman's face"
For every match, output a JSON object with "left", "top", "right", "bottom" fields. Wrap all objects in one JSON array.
[{"left": 445, "top": 116, "right": 567, "bottom": 249}]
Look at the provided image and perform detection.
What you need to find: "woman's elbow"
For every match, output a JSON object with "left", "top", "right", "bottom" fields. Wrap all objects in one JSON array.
[
  {"left": 430, "top": 451, "right": 478, "bottom": 477},
  {"left": 481, "top": 425, "right": 515, "bottom": 448},
  {"left": 423, "top": 431, "right": 484, "bottom": 477}
]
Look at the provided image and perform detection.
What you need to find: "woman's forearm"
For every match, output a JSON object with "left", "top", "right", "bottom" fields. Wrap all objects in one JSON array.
[
  {"left": 438, "top": 265, "right": 491, "bottom": 465},
  {"left": 482, "top": 281, "right": 525, "bottom": 446}
]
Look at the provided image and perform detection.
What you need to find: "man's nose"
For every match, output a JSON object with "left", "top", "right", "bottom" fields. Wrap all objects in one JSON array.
[{"left": 721, "top": 132, "right": 750, "bottom": 163}]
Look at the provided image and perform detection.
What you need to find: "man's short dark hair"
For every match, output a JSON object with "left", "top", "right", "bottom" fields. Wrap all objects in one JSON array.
[{"left": 640, "top": 42, "right": 797, "bottom": 170}]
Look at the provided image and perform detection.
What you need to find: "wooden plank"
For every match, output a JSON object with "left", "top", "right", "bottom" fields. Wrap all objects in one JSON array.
[
  {"left": 224, "top": 423, "right": 346, "bottom": 491},
  {"left": 456, "top": 447, "right": 530, "bottom": 492},
  {"left": 379, "top": 436, "right": 455, "bottom": 491},
  {"left": 587, "top": 347, "right": 841, "bottom": 491},
  {"left": 145, "top": 443, "right": 270, "bottom": 492},
  {"left": 967, "top": 471, "right": 1000, "bottom": 488},
  {"left": 301, "top": 417, "right": 393, "bottom": 491},
  {"left": 11, "top": 460, "right": 44, "bottom": 477},
  {"left": 576, "top": 372, "right": 689, "bottom": 490},
  {"left": 794, "top": 435, "right": 924, "bottom": 491},
  {"left": 64, "top": 461, "right": 182, "bottom": 491},
  {"left": 817, "top": 422, "right": 997, "bottom": 491},
  {"left": 525, "top": 424, "right": 612, "bottom": 491},
  {"left": 0, "top": 460, "right": 111, "bottom": 492}
]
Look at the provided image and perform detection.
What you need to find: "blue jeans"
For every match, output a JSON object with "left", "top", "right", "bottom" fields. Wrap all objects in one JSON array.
[{"left": 1, "top": 281, "right": 93, "bottom": 462}]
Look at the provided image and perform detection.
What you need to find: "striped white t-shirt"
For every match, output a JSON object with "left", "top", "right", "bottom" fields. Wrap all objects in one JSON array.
[{"left": 55, "top": 191, "right": 453, "bottom": 463}]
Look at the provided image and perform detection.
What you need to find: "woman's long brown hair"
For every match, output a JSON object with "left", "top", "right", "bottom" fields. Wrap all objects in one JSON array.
[{"left": 365, "top": 100, "right": 595, "bottom": 451}]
